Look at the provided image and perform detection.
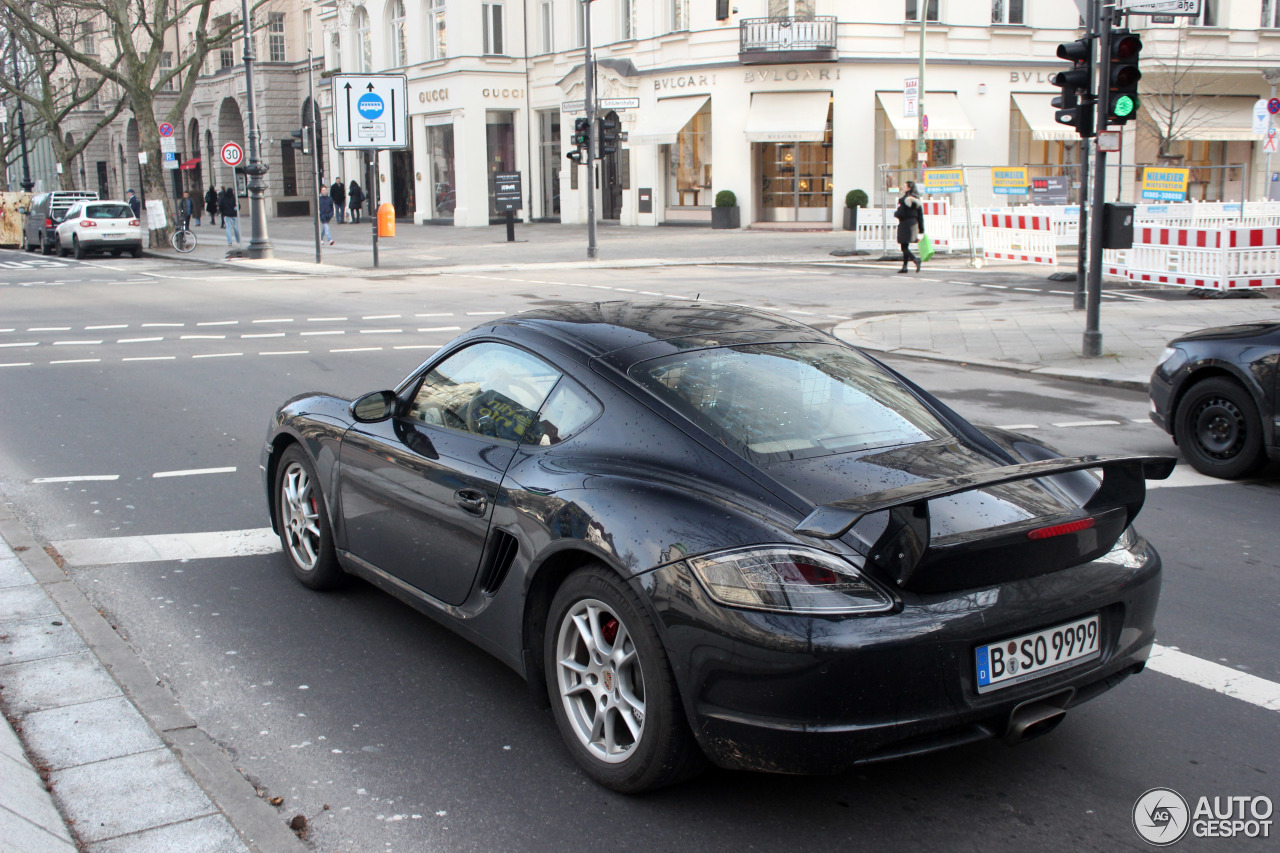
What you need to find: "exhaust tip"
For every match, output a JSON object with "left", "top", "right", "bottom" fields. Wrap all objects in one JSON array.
[{"left": 1004, "top": 690, "right": 1074, "bottom": 745}]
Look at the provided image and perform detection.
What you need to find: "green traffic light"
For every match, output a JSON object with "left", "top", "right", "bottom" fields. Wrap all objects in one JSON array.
[{"left": 1113, "top": 95, "right": 1135, "bottom": 118}]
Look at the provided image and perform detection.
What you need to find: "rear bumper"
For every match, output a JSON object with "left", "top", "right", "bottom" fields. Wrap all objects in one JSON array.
[
  {"left": 80, "top": 238, "right": 142, "bottom": 251},
  {"left": 641, "top": 539, "right": 1162, "bottom": 774}
]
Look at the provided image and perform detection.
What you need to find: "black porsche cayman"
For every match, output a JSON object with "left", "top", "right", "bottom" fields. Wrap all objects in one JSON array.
[{"left": 263, "top": 301, "right": 1173, "bottom": 793}]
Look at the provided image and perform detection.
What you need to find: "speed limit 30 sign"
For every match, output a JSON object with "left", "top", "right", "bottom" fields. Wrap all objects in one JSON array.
[{"left": 220, "top": 142, "right": 244, "bottom": 168}]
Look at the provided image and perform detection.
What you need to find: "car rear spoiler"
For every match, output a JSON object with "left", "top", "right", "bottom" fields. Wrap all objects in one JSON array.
[{"left": 794, "top": 455, "right": 1176, "bottom": 594}]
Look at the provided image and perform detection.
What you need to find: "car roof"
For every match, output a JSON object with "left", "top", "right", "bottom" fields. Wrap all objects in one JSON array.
[{"left": 496, "top": 301, "right": 833, "bottom": 365}]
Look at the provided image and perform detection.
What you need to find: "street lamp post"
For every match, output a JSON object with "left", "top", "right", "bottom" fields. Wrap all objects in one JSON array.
[
  {"left": 10, "top": 38, "right": 33, "bottom": 192},
  {"left": 240, "top": 0, "right": 273, "bottom": 258},
  {"left": 582, "top": 0, "right": 597, "bottom": 259}
]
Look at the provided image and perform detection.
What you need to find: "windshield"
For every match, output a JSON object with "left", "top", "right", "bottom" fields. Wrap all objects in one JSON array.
[
  {"left": 632, "top": 342, "right": 952, "bottom": 463},
  {"left": 86, "top": 204, "right": 134, "bottom": 219}
]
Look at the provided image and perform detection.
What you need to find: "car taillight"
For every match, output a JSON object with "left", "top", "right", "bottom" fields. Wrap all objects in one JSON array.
[
  {"left": 128, "top": 220, "right": 140, "bottom": 227},
  {"left": 81, "top": 220, "right": 97, "bottom": 227},
  {"left": 45, "top": 218, "right": 53, "bottom": 228},
  {"left": 686, "top": 545, "right": 894, "bottom": 614},
  {"left": 1027, "top": 517, "right": 1095, "bottom": 540}
]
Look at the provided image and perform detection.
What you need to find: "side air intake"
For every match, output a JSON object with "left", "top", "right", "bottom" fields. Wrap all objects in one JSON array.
[{"left": 478, "top": 530, "right": 519, "bottom": 595}]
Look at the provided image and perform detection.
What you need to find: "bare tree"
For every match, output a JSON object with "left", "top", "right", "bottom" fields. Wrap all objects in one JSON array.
[
  {"left": 1137, "top": 36, "right": 1229, "bottom": 164},
  {"left": 1, "top": 7, "right": 124, "bottom": 189},
  {"left": 0, "top": 0, "right": 251, "bottom": 233}
]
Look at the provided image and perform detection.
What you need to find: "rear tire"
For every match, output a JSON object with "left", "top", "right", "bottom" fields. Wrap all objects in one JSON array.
[
  {"left": 544, "top": 566, "right": 705, "bottom": 793},
  {"left": 274, "top": 445, "right": 345, "bottom": 590},
  {"left": 1174, "top": 377, "right": 1266, "bottom": 479},
  {"left": 73, "top": 236, "right": 86, "bottom": 260},
  {"left": 40, "top": 234, "right": 53, "bottom": 255},
  {"left": 55, "top": 235, "right": 67, "bottom": 257},
  {"left": 130, "top": 247, "right": 142, "bottom": 258},
  {"left": 22, "top": 232, "right": 33, "bottom": 252}
]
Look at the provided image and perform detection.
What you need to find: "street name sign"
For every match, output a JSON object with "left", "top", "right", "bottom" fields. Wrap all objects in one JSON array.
[
  {"left": 598, "top": 98, "right": 639, "bottom": 110},
  {"left": 1119, "top": 0, "right": 1199, "bottom": 15},
  {"left": 332, "top": 74, "right": 409, "bottom": 150},
  {"left": 220, "top": 141, "right": 243, "bottom": 168},
  {"left": 561, "top": 100, "right": 586, "bottom": 113}
]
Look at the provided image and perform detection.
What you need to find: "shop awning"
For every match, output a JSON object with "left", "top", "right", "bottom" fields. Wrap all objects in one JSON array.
[
  {"left": 629, "top": 95, "right": 709, "bottom": 146},
  {"left": 179, "top": 157, "right": 201, "bottom": 170},
  {"left": 744, "top": 91, "right": 830, "bottom": 142},
  {"left": 876, "top": 92, "right": 976, "bottom": 140},
  {"left": 1011, "top": 93, "right": 1078, "bottom": 142},
  {"left": 1143, "top": 97, "right": 1257, "bottom": 142}
]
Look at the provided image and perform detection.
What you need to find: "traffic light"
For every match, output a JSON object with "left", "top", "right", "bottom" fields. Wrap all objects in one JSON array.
[
  {"left": 565, "top": 149, "right": 583, "bottom": 165},
  {"left": 290, "top": 128, "right": 309, "bottom": 154},
  {"left": 596, "top": 117, "right": 619, "bottom": 159},
  {"left": 1105, "top": 31, "right": 1142, "bottom": 125},
  {"left": 1050, "top": 37, "right": 1094, "bottom": 138},
  {"left": 570, "top": 117, "right": 590, "bottom": 149}
]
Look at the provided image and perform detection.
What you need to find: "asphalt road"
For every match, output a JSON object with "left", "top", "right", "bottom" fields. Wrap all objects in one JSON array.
[{"left": 0, "top": 249, "right": 1275, "bottom": 852}]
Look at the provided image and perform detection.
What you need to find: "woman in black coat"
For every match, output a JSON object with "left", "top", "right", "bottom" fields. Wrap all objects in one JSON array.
[
  {"left": 205, "top": 187, "right": 220, "bottom": 226},
  {"left": 348, "top": 180, "right": 365, "bottom": 223},
  {"left": 894, "top": 181, "right": 925, "bottom": 273}
]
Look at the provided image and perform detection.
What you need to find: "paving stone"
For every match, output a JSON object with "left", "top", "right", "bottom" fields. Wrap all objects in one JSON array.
[
  {"left": 0, "top": 554, "right": 31, "bottom": 590},
  {"left": 0, "top": 616, "right": 87, "bottom": 666},
  {"left": 0, "top": 751, "right": 76, "bottom": 845},
  {"left": 0, "top": 585, "right": 59, "bottom": 622},
  {"left": 86, "top": 813, "right": 250, "bottom": 853},
  {"left": 21, "top": 696, "right": 164, "bottom": 771},
  {"left": 0, "top": 652, "right": 121, "bottom": 716}
]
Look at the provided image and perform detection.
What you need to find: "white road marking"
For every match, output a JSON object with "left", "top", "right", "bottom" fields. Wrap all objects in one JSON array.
[
  {"left": 414, "top": 313, "right": 454, "bottom": 318},
  {"left": 181, "top": 334, "right": 226, "bottom": 340},
  {"left": 466, "top": 311, "right": 506, "bottom": 315},
  {"left": 122, "top": 356, "right": 176, "bottom": 362},
  {"left": 142, "top": 323, "right": 184, "bottom": 328},
  {"left": 0, "top": 362, "right": 32, "bottom": 368},
  {"left": 0, "top": 342, "right": 38, "bottom": 348},
  {"left": 53, "top": 340, "right": 102, "bottom": 345},
  {"left": 261, "top": 350, "right": 309, "bottom": 356},
  {"left": 363, "top": 314, "right": 401, "bottom": 320},
  {"left": 32, "top": 474, "right": 120, "bottom": 483},
  {"left": 85, "top": 324, "right": 127, "bottom": 330},
  {"left": 640, "top": 291, "right": 664, "bottom": 296},
  {"left": 395, "top": 344, "right": 440, "bottom": 350},
  {"left": 242, "top": 332, "right": 285, "bottom": 339},
  {"left": 1050, "top": 419, "right": 1122, "bottom": 428},
  {"left": 418, "top": 326, "right": 461, "bottom": 332},
  {"left": 198, "top": 320, "right": 238, "bottom": 326},
  {"left": 253, "top": 318, "right": 294, "bottom": 323},
  {"left": 29, "top": 326, "right": 71, "bottom": 331},
  {"left": 118, "top": 337, "right": 163, "bottom": 343},
  {"left": 359, "top": 329, "right": 402, "bottom": 334},
  {"left": 1148, "top": 646, "right": 1280, "bottom": 712},
  {"left": 301, "top": 330, "right": 344, "bottom": 336},
  {"left": 994, "top": 423, "right": 1040, "bottom": 430},
  {"left": 1014, "top": 287, "right": 1040, "bottom": 292},
  {"left": 1146, "top": 467, "right": 1241, "bottom": 490},
  {"left": 50, "top": 358, "right": 100, "bottom": 364},
  {"left": 332, "top": 347, "right": 381, "bottom": 353},
  {"left": 152, "top": 467, "right": 237, "bottom": 479},
  {"left": 309, "top": 316, "right": 348, "bottom": 322},
  {"left": 51, "top": 528, "right": 280, "bottom": 564},
  {"left": 1131, "top": 418, "right": 1150, "bottom": 424},
  {"left": 192, "top": 352, "right": 243, "bottom": 359},
  {"left": 979, "top": 284, "right": 1008, "bottom": 289}
]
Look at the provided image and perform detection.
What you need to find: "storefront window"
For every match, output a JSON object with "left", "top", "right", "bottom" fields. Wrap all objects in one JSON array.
[
  {"left": 538, "top": 110, "right": 561, "bottom": 219},
  {"left": 427, "top": 120, "right": 455, "bottom": 219},
  {"left": 756, "top": 101, "right": 832, "bottom": 222},
  {"left": 666, "top": 102, "right": 712, "bottom": 208},
  {"left": 875, "top": 101, "right": 954, "bottom": 180},
  {"left": 486, "top": 110, "right": 516, "bottom": 216}
]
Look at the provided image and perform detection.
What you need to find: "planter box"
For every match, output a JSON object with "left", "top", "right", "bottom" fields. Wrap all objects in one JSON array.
[
  {"left": 843, "top": 206, "right": 861, "bottom": 231},
  {"left": 711, "top": 206, "right": 740, "bottom": 229}
]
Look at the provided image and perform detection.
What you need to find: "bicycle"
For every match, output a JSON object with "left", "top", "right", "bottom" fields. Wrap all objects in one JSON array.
[{"left": 170, "top": 225, "right": 197, "bottom": 253}]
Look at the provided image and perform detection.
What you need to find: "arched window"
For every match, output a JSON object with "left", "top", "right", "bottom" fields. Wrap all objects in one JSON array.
[
  {"left": 354, "top": 8, "right": 372, "bottom": 72},
  {"left": 387, "top": 0, "right": 407, "bottom": 67}
]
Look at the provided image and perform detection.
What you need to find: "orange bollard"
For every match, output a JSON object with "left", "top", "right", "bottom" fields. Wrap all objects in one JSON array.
[{"left": 377, "top": 202, "right": 395, "bottom": 238}]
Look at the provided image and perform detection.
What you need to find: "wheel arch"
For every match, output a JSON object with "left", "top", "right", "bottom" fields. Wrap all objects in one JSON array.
[
  {"left": 1170, "top": 364, "right": 1264, "bottom": 435},
  {"left": 264, "top": 432, "right": 302, "bottom": 534}
]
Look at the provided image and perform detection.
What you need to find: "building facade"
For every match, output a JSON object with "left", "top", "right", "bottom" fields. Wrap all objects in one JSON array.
[{"left": 61, "top": 1, "right": 1280, "bottom": 223}]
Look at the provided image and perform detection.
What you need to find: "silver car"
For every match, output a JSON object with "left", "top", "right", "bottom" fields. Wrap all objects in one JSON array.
[{"left": 55, "top": 201, "right": 143, "bottom": 258}]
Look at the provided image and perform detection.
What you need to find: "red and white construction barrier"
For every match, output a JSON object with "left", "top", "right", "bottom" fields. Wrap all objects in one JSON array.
[
  {"left": 921, "top": 200, "right": 950, "bottom": 250},
  {"left": 1107, "top": 225, "right": 1280, "bottom": 291},
  {"left": 980, "top": 212, "right": 1057, "bottom": 266}
]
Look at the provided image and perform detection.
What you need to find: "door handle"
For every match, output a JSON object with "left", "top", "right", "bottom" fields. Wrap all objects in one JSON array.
[{"left": 454, "top": 489, "right": 488, "bottom": 516}]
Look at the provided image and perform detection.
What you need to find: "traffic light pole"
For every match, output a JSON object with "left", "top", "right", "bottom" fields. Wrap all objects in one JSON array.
[
  {"left": 583, "top": 0, "right": 598, "bottom": 259},
  {"left": 1084, "top": 7, "right": 1114, "bottom": 358},
  {"left": 1074, "top": 0, "right": 1096, "bottom": 312},
  {"left": 307, "top": 48, "right": 322, "bottom": 265}
]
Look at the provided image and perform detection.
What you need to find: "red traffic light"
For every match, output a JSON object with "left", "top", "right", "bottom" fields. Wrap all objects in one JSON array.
[{"left": 1113, "top": 33, "right": 1142, "bottom": 60}]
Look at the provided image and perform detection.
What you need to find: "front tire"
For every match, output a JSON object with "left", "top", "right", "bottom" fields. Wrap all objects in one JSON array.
[
  {"left": 274, "top": 445, "right": 344, "bottom": 589},
  {"left": 1174, "top": 377, "right": 1266, "bottom": 479},
  {"left": 544, "top": 566, "right": 704, "bottom": 793}
]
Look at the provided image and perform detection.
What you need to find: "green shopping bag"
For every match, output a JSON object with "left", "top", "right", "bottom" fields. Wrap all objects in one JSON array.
[{"left": 918, "top": 233, "right": 935, "bottom": 263}]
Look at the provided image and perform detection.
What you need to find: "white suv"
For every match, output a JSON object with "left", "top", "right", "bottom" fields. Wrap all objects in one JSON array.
[{"left": 54, "top": 201, "right": 144, "bottom": 258}]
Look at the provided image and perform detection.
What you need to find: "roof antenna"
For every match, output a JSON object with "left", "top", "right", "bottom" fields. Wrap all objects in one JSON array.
[{"left": 695, "top": 293, "right": 701, "bottom": 301}]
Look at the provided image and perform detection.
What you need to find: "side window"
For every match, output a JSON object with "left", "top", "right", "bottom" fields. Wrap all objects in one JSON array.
[
  {"left": 65, "top": 205, "right": 81, "bottom": 219},
  {"left": 408, "top": 342, "right": 560, "bottom": 442},
  {"left": 530, "top": 378, "right": 601, "bottom": 446}
]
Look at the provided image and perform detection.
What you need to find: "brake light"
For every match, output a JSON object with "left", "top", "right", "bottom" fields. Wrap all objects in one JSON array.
[
  {"left": 128, "top": 220, "right": 140, "bottom": 227},
  {"left": 45, "top": 218, "right": 53, "bottom": 228},
  {"left": 81, "top": 220, "right": 97, "bottom": 227},
  {"left": 1027, "top": 518, "right": 1095, "bottom": 540}
]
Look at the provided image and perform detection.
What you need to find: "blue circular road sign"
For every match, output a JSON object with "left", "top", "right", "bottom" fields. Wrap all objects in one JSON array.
[{"left": 357, "top": 94, "right": 385, "bottom": 120}]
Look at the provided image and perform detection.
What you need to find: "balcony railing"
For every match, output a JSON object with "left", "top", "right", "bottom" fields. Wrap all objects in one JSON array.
[{"left": 739, "top": 16, "right": 837, "bottom": 64}]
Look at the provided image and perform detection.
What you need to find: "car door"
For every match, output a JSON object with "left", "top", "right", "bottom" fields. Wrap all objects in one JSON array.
[
  {"left": 57, "top": 205, "right": 82, "bottom": 246},
  {"left": 338, "top": 341, "right": 562, "bottom": 605}
]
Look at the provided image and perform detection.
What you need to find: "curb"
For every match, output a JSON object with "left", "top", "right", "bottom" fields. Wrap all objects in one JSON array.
[{"left": 0, "top": 506, "right": 308, "bottom": 853}]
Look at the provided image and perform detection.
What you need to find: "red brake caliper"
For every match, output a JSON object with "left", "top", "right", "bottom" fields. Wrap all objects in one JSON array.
[{"left": 601, "top": 616, "right": 619, "bottom": 645}]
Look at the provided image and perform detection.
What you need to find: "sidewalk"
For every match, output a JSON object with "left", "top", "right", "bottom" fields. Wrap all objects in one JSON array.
[
  {"left": 832, "top": 297, "right": 1280, "bottom": 390},
  {"left": 0, "top": 506, "right": 306, "bottom": 852}
]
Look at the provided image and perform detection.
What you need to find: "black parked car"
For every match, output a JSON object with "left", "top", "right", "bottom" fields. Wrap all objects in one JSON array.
[
  {"left": 1149, "top": 322, "right": 1280, "bottom": 479},
  {"left": 263, "top": 302, "right": 1173, "bottom": 792}
]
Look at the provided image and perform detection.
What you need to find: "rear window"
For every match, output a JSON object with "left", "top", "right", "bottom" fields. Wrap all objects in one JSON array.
[
  {"left": 631, "top": 342, "right": 952, "bottom": 463},
  {"left": 86, "top": 204, "right": 134, "bottom": 219}
]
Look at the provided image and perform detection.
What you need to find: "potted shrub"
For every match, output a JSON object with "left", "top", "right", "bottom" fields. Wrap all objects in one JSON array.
[
  {"left": 711, "top": 190, "right": 740, "bottom": 229},
  {"left": 843, "top": 189, "right": 868, "bottom": 231}
]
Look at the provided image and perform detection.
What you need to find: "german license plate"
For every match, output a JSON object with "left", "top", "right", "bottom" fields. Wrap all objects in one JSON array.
[
  {"left": 974, "top": 615, "right": 1100, "bottom": 694},
  {"left": 103, "top": 233, "right": 124, "bottom": 240}
]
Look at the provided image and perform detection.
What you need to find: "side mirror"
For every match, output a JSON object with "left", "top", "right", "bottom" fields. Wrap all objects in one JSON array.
[{"left": 351, "top": 390, "right": 396, "bottom": 423}]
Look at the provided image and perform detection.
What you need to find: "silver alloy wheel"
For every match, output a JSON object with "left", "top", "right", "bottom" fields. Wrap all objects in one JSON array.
[
  {"left": 280, "top": 460, "right": 322, "bottom": 572},
  {"left": 555, "top": 597, "right": 646, "bottom": 764}
]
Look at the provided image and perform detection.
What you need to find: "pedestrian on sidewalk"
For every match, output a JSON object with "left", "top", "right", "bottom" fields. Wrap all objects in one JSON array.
[
  {"left": 331, "top": 180, "right": 346, "bottom": 223},
  {"left": 205, "top": 186, "right": 219, "bottom": 226},
  {"left": 348, "top": 180, "right": 364, "bottom": 224},
  {"left": 894, "top": 181, "right": 925, "bottom": 274},
  {"left": 219, "top": 187, "right": 241, "bottom": 245},
  {"left": 127, "top": 189, "right": 140, "bottom": 219},
  {"left": 319, "top": 186, "right": 336, "bottom": 246},
  {"left": 179, "top": 191, "right": 194, "bottom": 230}
]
